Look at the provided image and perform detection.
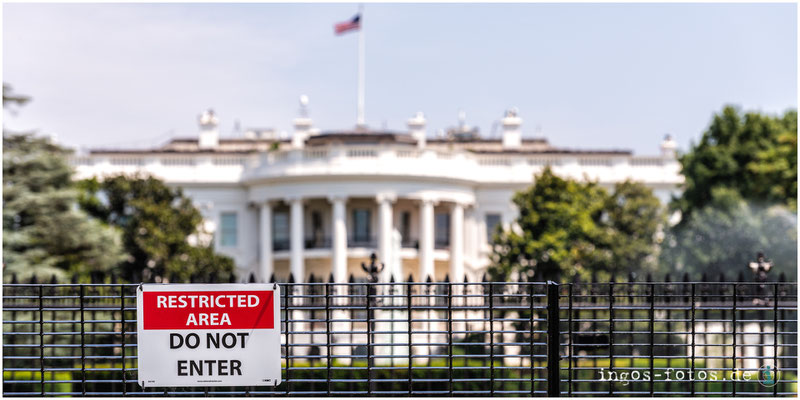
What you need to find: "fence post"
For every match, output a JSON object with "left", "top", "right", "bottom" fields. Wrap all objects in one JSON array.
[{"left": 546, "top": 281, "right": 561, "bottom": 397}]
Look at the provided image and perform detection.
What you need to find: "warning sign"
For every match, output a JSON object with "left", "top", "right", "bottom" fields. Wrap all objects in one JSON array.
[{"left": 136, "top": 283, "right": 281, "bottom": 387}]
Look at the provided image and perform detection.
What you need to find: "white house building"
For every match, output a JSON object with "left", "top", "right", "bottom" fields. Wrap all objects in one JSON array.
[{"left": 71, "top": 107, "right": 683, "bottom": 283}]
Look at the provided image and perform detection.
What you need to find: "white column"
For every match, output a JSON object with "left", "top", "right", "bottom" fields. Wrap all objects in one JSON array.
[
  {"left": 449, "top": 202, "right": 464, "bottom": 283},
  {"left": 464, "top": 207, "right": 477, "bottom": 276},
  {"left": 418, "top": 198, "right": 435, "bottom": 280},
  {"left": 330, "top": 196, "right": 348, "bottom": 283},
  {"left": 330, "top": 195, "right": 351, "bottom": 363},
  {"left": 259, "top": 202, "right": 273, "bottom": 282},
  {"left": 289, "top": 197, "right": 304, "bottom": 281},
  {"left": 377, "top": 193, "right": 395, "bottom": 282}
]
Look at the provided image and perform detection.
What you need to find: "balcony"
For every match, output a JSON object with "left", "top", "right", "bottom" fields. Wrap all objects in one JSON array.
[
  {"left": 272, "top": 236, "right": 380, "bottom": 250},
  {"left": 305, "top": 236, "right": 331, "bottom": 249},
  {"left": 401, "top": 239, "right": 419, "bottom": 249},
  {"left": 348, "top": 236, "right": 377, "bottom": 248}
]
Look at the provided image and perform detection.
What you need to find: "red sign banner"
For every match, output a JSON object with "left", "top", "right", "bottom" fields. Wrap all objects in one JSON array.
[{"left": 141, "top": 291, "right": 274, "bottom": 330}]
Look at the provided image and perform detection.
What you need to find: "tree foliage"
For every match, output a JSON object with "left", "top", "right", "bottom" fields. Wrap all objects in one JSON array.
[
  {"left": 3, "top": 83, "right": 30, "bottom": 113},
  {"left": 661, "top": 188, "right": 797, "bottom": 280},
  {"left": 489, "top": 168, "right": 663, "bottom": 282},
  {"left": 675, "top": 105, "right": 797, "bottom": 217},
  {"left": 3, "top": 85, "right": 126, "bottom": 282},
  {"left": 603, "top": 180, "right": 664, "bottom": 275},
  {"left": 77, "top": 175, "right": 235, "bottom": 282},
  {"left": 665, "top": 106, "right": 798, "bottom": 279},
  {"left": 3, "top": 133, "right": 126, "bottom": 282}
]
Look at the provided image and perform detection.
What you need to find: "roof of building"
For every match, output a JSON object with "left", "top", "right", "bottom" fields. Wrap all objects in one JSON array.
[
  {"left": 306, "top": 131, "right": 417, "bottom": 146},
  {"left": 469, "top": 148, "right": 632, "bottom": 155},
  {"left": 88, "top": 130, "right": 633, "bottom": 156}
]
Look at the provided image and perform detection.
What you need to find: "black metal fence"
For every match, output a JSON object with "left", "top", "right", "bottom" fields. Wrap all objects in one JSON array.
[{"left": 3, "top": 280, "right": 797, "bottom": 397}]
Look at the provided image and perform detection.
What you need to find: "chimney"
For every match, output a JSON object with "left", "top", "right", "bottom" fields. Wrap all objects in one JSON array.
[
  {"left": 198, "top": 109, "right": 219, "bottom": 149},
  {"left": 501, "top": 107, "right": 522, "bottom": 149},
  {"left": 292, "top": 95, "right": 313, "bottom": 149},
  {"left": 660, "top": 134, "right": 677, "bottom": 158},
  {"left": 407, "top": 112, "right": 427, "bottom": 148}
]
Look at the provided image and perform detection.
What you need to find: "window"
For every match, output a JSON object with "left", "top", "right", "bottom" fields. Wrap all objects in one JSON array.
[
  {"left": 273, "top": 212, "right": 289, "bottom": 250},
  {"left": 352, "top": 209, "right": 371, "bottom": 243},
  {"left": 485, "top": 213, "right": 502, "bottom": 243},
  {"left": 220, "top": 212, "right": 238, "bottom": 247},
  {"left": 310, "top": 211, "right": 324, "bottom": 247},
  {"left": 400, "top": 211, "right": 411, "bottom": 240},
  {"left": 435, "top": 213, "right": 450, "bottom": 247}
]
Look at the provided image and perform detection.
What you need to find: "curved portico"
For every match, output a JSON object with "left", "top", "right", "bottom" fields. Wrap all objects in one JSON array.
[{"left": 250, "top": 175, "right": 476, "bottom": 284}]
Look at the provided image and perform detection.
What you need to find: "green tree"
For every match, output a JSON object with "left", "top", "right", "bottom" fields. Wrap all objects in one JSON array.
[
  {"left": 661, "top": 188, "right": 797, "bottom": 280},
  {"left": 675, "top": 105, "right": 797, "bottom": 218},
  {"left": 489, "top": 168, "right": 663, "bottom": 282},
  {"left": 603, "top": 180, "right": 665, "bottom": 276},
  {"left": 3, "top": 85, "right": 125, "bottom": 281},
  {"left": 78, "top": 175, "right": 235, "bottom": 282},
  {"left": 664, "top": 105, "right": 797, "bottom": 279}
]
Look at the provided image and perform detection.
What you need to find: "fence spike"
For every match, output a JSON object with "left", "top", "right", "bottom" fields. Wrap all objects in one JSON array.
[
  {"left": 289, "top": 273, "right": 296, "bottom": 284},
  {"left": 10, "top": 273, "right": 17, "bottom": 284},
  {"left": 628, "top": 270, "right": 635, "bottom": 283},
  {"left": 426, "top": 275, "right": 433, "bottom": 283},
  {"left": 645, "top": 272, "right": 652, "bottom": 283},
  {"left": 308, "top": 273, "right": 316, "bottom": 284},
  {"left": 50, "top": 274, "right": 58, "bottom": 284},
  {"left": 249, "top": 273, "right": 256, "bottom": 283},
  {"left": 737, "top": 270, "right": 744, "bottom": 282},
  {"left": 779, "top": 272, "right": 786, "bottom": 282},
  {"left": 30, "top": 274, "right": 38, "bottom": 284},
  {"left": 664, "top": 273, "right": 671, "bottom": 283},
  {"left": 389, "top": 275, "right": 395, "bottom": 283},
  {"left": 272, "top": 273, "right": 278, "bottom": 283},
  {"left": 463, "top": 274, "right": 469, "bottom": 284},
  {"left": 443, "top": 274, "right": 450, "bottom": 283},
  {"left": 701, "top": 272, "right": 708, "bottom": 282},
  {"left": 482, "top": 273, "right": 489, "bottom": 283},
  {"left": 348, "top": 274, "right": 355, "bottom": 283},
  {"left": 71, "top": 275, "right": 78, "bottom": 284},
  {"left": 407, "top": 273, "right": 414, "bottom": 283},
  {"left": 229, "top": 273, "right": 237, "bottom": 283}
]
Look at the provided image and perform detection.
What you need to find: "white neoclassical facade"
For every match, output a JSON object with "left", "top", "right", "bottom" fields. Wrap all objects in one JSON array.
[{"left": 71, "top": 108, "right": 683, "bottom": 283}]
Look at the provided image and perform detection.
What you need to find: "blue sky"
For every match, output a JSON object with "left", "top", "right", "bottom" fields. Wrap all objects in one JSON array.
[{"left": 3, "top": 3, "right": 797, "bottom": 155}]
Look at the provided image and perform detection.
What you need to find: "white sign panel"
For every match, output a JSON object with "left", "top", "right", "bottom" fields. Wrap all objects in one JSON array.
[{"left": 136, "top": 283, "right": 281, "bottom": 387}]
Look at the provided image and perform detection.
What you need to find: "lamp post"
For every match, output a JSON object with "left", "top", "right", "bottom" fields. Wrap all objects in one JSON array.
[
  {"left": 749, "top": 252, "right": 773, "bottom": 361},
  {"left": 362, "top": 252, "right": 385, "bottom": 284},
  {"left": 749, "top": 252, "right": 773, "bottom": 301},
  {"left": 361, "top": 253, "right": 384, "bottom": 393}
]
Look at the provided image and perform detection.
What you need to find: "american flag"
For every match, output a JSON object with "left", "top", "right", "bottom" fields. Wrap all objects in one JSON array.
[{"left": 334, "top": 14, "right": 361, "bottom": 35}]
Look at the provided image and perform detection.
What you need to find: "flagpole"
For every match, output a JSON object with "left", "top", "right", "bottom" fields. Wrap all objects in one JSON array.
[{"left": 357, "top": 4, "right": 365, "bottom": 128}]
